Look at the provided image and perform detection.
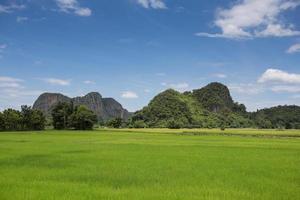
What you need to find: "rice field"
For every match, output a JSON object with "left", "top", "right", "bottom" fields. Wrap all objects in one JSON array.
[{"left": 0, "top": 129, "right": 299, "bottom": 200}]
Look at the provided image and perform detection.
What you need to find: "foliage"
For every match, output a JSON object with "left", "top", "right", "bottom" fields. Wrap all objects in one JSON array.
[
  {"left": 131, "top": 84, "right": 253, "bottom": 129},
  {"left": 51, "top": 102, "right": 73, "bottom": 130},
  {"left": 167, "top": 119, "right": 183, "bottom": 129},
  {"left": 132, "top": 89, "right": 192, "bottom": 128},
  {"left": 51, "top": 103, "right": 97, "bottom": 130},
  {"left": 106, "top": 117, "right": 123, "bottom": 128},
  {"left": 192, "top": 82, "right": 234, "bottom": 112},
  {"left": 69, "top": 105, "right": 97, "bottom": 130},
  {"left": 20, "top": 105, "right": 46, "bottom": 130},
  {"left": 251, "top": 105, "right": 300, "bottom": 129},
  {"left": 132, "top": 120, "right": 147, "bottom": 128},
  {"left": 0, "top": 106, "right": 45, "bottom": 131},
  {"left": 130, "top": 83, "right": 300, "bottom": 129}
]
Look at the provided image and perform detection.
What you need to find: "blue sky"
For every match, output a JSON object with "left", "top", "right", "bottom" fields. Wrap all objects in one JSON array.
[{"left": 1, "top": 0, "right": 300, "bottom": 112}]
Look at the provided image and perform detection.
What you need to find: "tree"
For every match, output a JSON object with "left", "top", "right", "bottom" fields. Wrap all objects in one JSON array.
[
  {"left": 69, "top": 105, "right": 97, "bottom": 130},
  {"left": 30, "top": 109, "right": 46, "bottom": 130},
  {"left": 107, "top": 118, "right": 123, "bottom": 128},
  {"left": 0, "top": 112, "right": 4, "bottom": 131},
  {"left": 2, "top": 109, "right": 22, "bottom": 131},
  {"left": 20, "top": 105, "right": 46, "bottom": 130},
  {"left": 167, "top": 119, "right": 183, "bottom": 129},
  {"left": 132, "top": 120, "right": 147, "bottom": 128},
  {"left": 51, "top": 102, "right": 73, "bottom": 129}
]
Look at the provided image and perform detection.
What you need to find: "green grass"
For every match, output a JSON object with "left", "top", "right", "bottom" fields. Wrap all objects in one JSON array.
[{"left": 0, "top": 129, "right": 299, "bottom": 200}]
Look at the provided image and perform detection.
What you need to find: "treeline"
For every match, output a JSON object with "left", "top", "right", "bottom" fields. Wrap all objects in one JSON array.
[
  {"left": 0, "top": 106, "right": 45, "bottom": 131},
  {"left": 251, "top": 105, "right": 300, "bottom": 129},
  {"left": 51, "top": 102, "right": 97, "bottom": 130},
  {"left": 0, "top": 103, "right": 98, "bottom": 131}
]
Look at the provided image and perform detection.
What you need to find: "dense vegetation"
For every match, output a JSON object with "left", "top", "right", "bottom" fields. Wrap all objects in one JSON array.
[
  {"left": 131, "top": 83, "right": 253, "bottom": 128},
  {"left": 0, "top": 106, "right": 45, "bottom": 131},
  {"left": 130, "top": 82, "right": 300, "bottom": 129},
  {"left": 251, "top": 105, "right": 300, "bottom": 129},
  {"left": 51, "top": 102, "right": 97, "bottom": 130},
  {"left": 1, "top": 82, "right": 300, "bottom": 131}
]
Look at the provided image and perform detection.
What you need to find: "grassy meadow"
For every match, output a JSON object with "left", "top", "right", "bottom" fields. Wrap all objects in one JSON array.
[{"left": 0, "top": 129, "right": 299, "bottom": 200}]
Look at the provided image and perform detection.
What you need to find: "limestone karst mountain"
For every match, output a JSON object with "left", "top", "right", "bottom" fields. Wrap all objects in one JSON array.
[{"left": 33, "top": 92, "right": 130, "bottom": 121}]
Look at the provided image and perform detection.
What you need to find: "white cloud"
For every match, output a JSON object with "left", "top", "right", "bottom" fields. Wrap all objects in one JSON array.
[
  {"left": 286, "top": 43, "right": 300, "bottom": 53},
  {"left": 271, "top": 85, "right": 300, "bottom": 93},
  {"left": 136, "top": 0, "right": 167, "bottom": 9},
  {"left": 162, "top": 82, "right": 189, "bottom": 92},
  {"left": 16, "top": 16, "right": 28, "bottom": 22},
  {"left": 229, "top": 83, "right": 264, "bottom": 95},
  {"left": 0, "top": 76, "right": 23, "bottom": 88},
  {"left": 42, "top": 78, "right": 71, "bottom": 86},
  {"left": 55, "top": 0, "right": 92, "bottom": 16},
  {"left": 83, "top": 80, "right": 95, "bottom": 84},
  {"left": 258, "top": 68, "right": 300, "bottom": 84},
  {"left": 0, "top": 3, "right": 25, "bottom": 13},
  {"left": 196, "top": 0, "right": 300, "bottom": 39},
  {"left": 213, "top": 73, "right": 227, "bottom": 78},
  {"left": 121, "top": 91, "right": 139, "bottom": 99}
]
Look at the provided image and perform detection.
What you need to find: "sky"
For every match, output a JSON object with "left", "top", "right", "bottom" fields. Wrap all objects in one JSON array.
[{"left": 0, "top": 0, "right": 300, "bottom": 112}]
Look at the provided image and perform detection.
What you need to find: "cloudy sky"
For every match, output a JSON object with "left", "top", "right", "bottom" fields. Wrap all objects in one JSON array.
[{"left": 1, "top": 0, "right": 300, "bottom": 112}]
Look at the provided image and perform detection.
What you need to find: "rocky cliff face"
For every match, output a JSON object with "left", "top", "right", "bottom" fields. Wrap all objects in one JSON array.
[
  {"left": 32, "top": 93, "right": 71, "bottom": 117},
  {"left": 33, "top": 92, "right": 130, "bottom": 121}
]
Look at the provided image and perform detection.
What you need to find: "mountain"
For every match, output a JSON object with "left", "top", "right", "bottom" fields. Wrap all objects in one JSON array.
[
  {"left": 33, "top": 92, "right": 130, "bottom": 121},
  {"left": 132, "top": 82, "right": 300, "bottom": 129},
  {"left": 251, "top": 105, "right": 300, "bottom": 129},
  {"left": 132, "top": 83, "right": 253, "bottom": 128},
  {"left": 192, "top": 82, "right": 234, "bottom": 112}
]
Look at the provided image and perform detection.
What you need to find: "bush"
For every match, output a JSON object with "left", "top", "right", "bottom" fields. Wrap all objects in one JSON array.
[
  {"left": 52, "top": 102, "right": 73, "bottom": 130},
  {"left": 107, "top": 118, "right": 123, "bottom": 128},
  {"left": 69, "top": 105, "right": 97, "bottom": 130},
  {"left": 167, "top": 120, "right": 183, "bottom": 129},
  {"left": 132, "top": 120, "right": 147, "bottom": 128},
  {"left": 0, "top": 106, "right": 46, "bottom": 131}
]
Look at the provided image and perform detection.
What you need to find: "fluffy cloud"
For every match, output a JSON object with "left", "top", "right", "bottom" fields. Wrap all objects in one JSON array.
[
  {"left": 0, "top": 76, "right": 24, "bottom": 89},
  {"left": 56, "top": 0, "right": 92, "bottom": 16},
  {"left": 42, "top": 78, "right": 71, "bottom": 86},
  {"left": 258, "top": 68, "right": 300, "bottom": 84},
  {"left": 121, "top": 91, "right": 139, "bottom": 99},
  {"left": 286, "top": 43, "right": 300, "bottom": 53},
  {"left": 161, "top": 82, "right": 189, "bottom": 92},
  {"left": 213, "top": 73, "right": 227, "bottom": 78},
  {"left": 271, "top": 85, "right": 300, "bottom": 93},
  {"left": 196, "top": 0, "right": 300, "bottom": 39},
  {"left": 0, "top": 3, "right": 25, "bottom": 13},
  {"left": 136, "top": 0, "right": 167, "bottom": 9},
  {"left": 229, "top": 83, "right": 264, "bottom": 95}
]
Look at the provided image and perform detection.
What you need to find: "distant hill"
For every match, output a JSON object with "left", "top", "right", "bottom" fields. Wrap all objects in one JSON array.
[
  {"left": 251, "top": 105, "right": 300, "bottom": 129},
  {"left": 33, "top": 92, "right": 130, "bottom": 121},
  {"left": 132, "top": 82, "right": 300, "bottom": 129}
]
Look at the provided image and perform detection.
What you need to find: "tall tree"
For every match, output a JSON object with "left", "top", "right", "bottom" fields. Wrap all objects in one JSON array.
[
  {"left": 51, "top": 102, "right": 73, "bottom": 129},
  {"left": 2, "top": 109, "right": 22, "bottom": 131},
  {"left": 21, "top": 105, "right": 46, "bottom": 130},
  {"left": 69, "top": 105, "right": 97, "bottom": 130}
]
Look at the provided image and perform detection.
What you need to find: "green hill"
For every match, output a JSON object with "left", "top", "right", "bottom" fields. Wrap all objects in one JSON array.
[
  {"left": 132, "top": 83, "right": 253, "bottom": 128},
  {"left": 130, "top": 82, "right": 300, "bottom": 129}
]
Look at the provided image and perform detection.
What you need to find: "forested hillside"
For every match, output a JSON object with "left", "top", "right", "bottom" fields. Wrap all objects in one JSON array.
[{"left": 131, "top": 82, "right": 300, "bottom": 129}]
